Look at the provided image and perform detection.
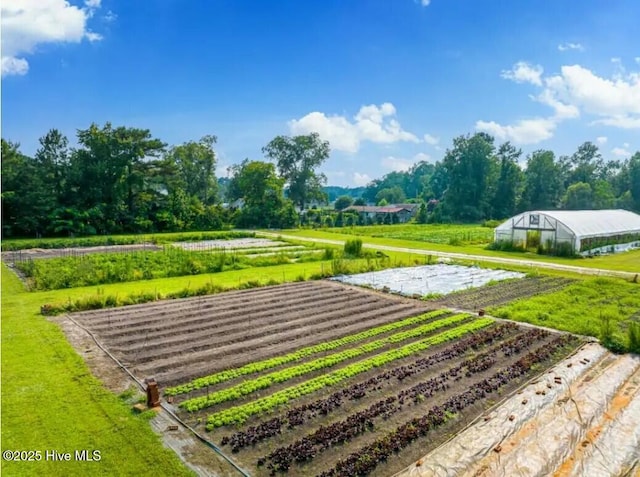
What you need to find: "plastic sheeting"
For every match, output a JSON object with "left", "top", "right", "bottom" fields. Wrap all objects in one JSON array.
[
  {"left": 331, "top": 265, "right": 525, "bottom": 297},
  {"left": 580, "top": 240, "right": 640, "bottom": 256},
  {"left": 394, "top": 344, "right": 640, "bottom": 477},
  {"left": 570, "top": 374, "right": 640, "bottom": 477},
  {"left": 172, "top": 238, "right": 287, "bottom": 251}
]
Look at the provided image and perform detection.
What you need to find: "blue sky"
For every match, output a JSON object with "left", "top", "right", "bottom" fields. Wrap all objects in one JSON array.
[{"left": 2, "top": 0, "right": 639, "bottom": 187}]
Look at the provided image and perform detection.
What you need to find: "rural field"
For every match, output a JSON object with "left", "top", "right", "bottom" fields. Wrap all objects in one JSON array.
[
  {"left": 2, "top": 228, "right": 640, "bottom": 477},
  {"left": 62, "top": 281, "right": 585, "bottom": 476}
]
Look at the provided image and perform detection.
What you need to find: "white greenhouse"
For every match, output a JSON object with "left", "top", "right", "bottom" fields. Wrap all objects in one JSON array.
[{"left": 494, "top": 209, "right": 640, "bottom": 255}]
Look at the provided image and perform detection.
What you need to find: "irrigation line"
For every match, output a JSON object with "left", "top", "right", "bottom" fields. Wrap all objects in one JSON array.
[{"left": 64, "top": 314, "right": 251, "bottom": 477}]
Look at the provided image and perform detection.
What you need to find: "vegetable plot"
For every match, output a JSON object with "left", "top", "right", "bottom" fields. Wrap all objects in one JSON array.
[{"left": 67, "top": 281, "right": 583, "bottom": 477}]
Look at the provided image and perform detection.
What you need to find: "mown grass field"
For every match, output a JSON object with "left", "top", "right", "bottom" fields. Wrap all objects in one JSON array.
[
  {"left": 277, "top": 227, "right": 640, "bottom": 273},
  {"left": 0, "top": 266, "right": 195, "bottom": 477},
  {"left": 326, "top": 223, "right": 494, "bottom": 245}
]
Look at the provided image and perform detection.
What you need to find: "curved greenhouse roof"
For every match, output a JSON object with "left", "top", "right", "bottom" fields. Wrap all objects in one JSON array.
[{"left": 494, "top": 209, "right": 640, "bottom": 253}]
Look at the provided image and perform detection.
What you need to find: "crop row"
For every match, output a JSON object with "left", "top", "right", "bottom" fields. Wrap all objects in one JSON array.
[
  {"left": 221, "top": 323, "right": 522, "bottom": 452},
  {"left": 179, "top": 313, "right": 471, "bottom": 412},
  {"left": 320, "top": 334, "right": 579, "bottom": 477},
  {"left": 204, "top": 318, "right": 494, "bottom": 428},
  {"left": 165, "top": 309, "right": 451, "bottom": 396},
  {"left": 260, "top": 328, "right": 550, "bottom": 471}
]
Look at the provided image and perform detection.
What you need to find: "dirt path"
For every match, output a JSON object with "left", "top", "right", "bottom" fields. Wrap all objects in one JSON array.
[{"left": 257, "top": 232, "right": 639, "bottom": 279}]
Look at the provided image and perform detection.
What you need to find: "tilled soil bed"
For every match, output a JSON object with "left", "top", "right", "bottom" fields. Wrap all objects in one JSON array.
[
  {"left": 61, "top": 280, "right": 585, "bottom": 477},
  {"left": 428, "top": 276, "right": 575, "bottom": 311}
]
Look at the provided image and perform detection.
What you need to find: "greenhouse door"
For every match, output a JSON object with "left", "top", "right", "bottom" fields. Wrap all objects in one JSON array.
[{"left": 526, "top": 230, "right": 541, "bottom": 250}]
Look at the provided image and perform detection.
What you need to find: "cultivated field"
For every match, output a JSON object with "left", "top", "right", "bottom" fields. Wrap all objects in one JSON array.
[
  {"left": 66, "top": 281, "right": 583, "bottom": 476},
  {"left": 429, "top": 276, "right": 575, "bottom": 310}
]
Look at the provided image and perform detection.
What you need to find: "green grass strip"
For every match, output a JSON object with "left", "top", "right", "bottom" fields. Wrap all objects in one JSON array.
[
  {"left": 180, "top": 313, "right": 471, "bottom": 411},
  {"left": 166, "top": 308, "right": 451, "bottom": 396},
  {"left": 204, "top": 318, "right": 493, "bottom": 427}
]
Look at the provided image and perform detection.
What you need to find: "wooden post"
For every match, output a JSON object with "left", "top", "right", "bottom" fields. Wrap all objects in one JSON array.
[{"left": 146, "top": 378, "right": 160, "bottom": 407}]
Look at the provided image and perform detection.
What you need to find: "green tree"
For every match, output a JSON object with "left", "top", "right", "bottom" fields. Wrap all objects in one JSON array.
[
  {"left": 427, "top": 162, "right": 449, "bottom": 200},
  {"left": 334, "top": 195, "right": 354, "bottom": 210},
  {"left": 375, "top": 186, "right": 406, "bottom": 205},
  {"left": 592, "top": 180, "right": 616, "bottom": 209},
  {"left": 520, "top": 150, "right": 564, "bottom": 211},
  {"left": 563, "top": 182, "right": 593, "bottom": 209},
  {"left": 262, "top": 133, "right": 330, "bottom": 209},
  {"left": 491, "top": 142, "right": 523, "bottom": 219},
  {"left": 353, "top": 197, "right": 366, "bottom": 206},
  {"left": 416, "top": 202, "right": 428, "bottom": 224},
  {"left": 442, "top": 133, "right": 498, "bottom": 221},
  {"left": 71, "top": 123, "right": 165, "bottom": 232},
  {"left": 560, "top": 141, "right": 604, "bottom": 187},
  {"left": 1, "top": 140, "right": 40, "bottom": 235},
  {"left": 629, "top": 152, "right": 640, "bottom": 211},
  {"left": 164, "top": 135, "right": 218, "bottom": 205},
  {"left": 228, "top": 160, "right": 298, "bottom": 228}
]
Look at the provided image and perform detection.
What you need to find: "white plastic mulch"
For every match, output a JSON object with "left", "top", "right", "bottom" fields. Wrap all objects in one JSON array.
[
  {"left": 172, "top": 238, "right": 288, "bottom": 251},
  {"left": 331, "top": 264, "right": 525, "bottom": 296}
]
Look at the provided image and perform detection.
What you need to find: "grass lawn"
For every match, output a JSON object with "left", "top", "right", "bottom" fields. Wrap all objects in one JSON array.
[
  {"left": 1, "top": 265, "right": 195, "bottom": 477},
  {"left": 325, "top": 223, "right": 494, "bottom": 245},
  {"left": 489, "top": 277, "right": 640, "bottom": 350},
  {"left": 275, "top": 228, "right": 640, "bottom": 273}
]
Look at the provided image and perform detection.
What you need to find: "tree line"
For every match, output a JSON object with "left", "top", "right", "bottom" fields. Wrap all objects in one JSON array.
[
  {"left": 359, "top": 133, "right": 640, "bottom": 222},
  {"left": 2, "top": 124, "right": 639, "bottom": 237},
  {"left": 1, "top": 124, "right": 330, "bottom": 237}
]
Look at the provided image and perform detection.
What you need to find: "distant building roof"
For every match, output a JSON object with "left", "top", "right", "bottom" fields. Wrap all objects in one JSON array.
[{"left": 344, "top": 205, "right": 412, "bottom": 214}]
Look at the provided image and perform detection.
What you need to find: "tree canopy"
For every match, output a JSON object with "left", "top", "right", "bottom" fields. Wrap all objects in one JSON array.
[{"left": 262, "top": 133, "right": 330, "bottom": 209}]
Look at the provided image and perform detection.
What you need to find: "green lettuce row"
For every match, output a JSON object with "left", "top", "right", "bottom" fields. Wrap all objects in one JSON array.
[
  {"left": 165, "top": 308, "right": 451, "bottom": 396},
  {"left": 203, "top": 318, "right": 494, "bottom": 427},
  {"left": 180, "top": 313, "right": 471, "bottom": 411}
]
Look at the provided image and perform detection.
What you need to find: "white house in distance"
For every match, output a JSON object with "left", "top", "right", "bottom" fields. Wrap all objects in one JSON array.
[
  {"left": 494, "top": 209, "right": 640, "bottom": 255},
  {"left": 343, "top": 204, "right": 419, "bottom": 224}
]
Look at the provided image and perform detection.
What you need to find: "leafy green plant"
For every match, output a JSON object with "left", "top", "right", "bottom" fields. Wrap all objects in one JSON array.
[
  {"left": 166, "top": 309, "right": 451, "bottom": 396},
  {"left": 344, "top": 238, "right": 363, "bottom": 257},
  {"left": 204, "top": 318, "right": 494, "bottom": 426}
]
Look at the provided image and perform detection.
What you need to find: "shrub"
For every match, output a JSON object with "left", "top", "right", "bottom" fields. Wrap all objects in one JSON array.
[
  {"left": 628, "top": 322, "right": 640, "bottom": 354},
  {"left": 344, "top": 238, "right": 363, "bottom": 257},
  {"left": 482, "top": 219, "right": 501, "bottom": 228}
]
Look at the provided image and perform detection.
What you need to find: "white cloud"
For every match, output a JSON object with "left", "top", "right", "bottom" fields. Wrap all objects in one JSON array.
[
  {"left": 636, "top": 57, "right": 640, "bottom": 65},
  {"left": 85, "top": 31, "right": 103, "bottom": 42},
  {"left": 596, "top": 136, "right": 608, "bottom": 145},
  {"left": 612, "top": 147, "right": 631, "bottom": 158},
  {"left": 381, "top": 156, "right": 414, "bottom": 172},
  {"left": 547, "top": 64, "right": 640, "bottom": 121},
  {"left": 558, "top": 42, "right": 584, "bottom": 52},
  {"left": 353, "top": 172, "right": 372, "bottom": 186},
  {"left": 423, "top": 133, "right": 439, "bottom": 145},
  {"left": 1, "top": 0, "right": 103, "bottom": 77},
  {"left": 533, "top": 89, "right": 580, "bottom": 119},
  {"left": 591, "top": 116, "right": 640, "bottom": 129},
  {"left": 501, "top": 61, "right": 544, "bottom": 86},
  {"left": 289, "top": 103, "right": 419, "bottom": 153},
  {"left": 421, "top": 0, "right": 431, "bottom": 5},
  {"left": 104, "top": 10, "right": 117, "bottom": 22},
  {"left": 381, "top": 153, "right": 432, "bottom": 172},
  {"left": 475, "top": 118, "right": 557, "bottom": 144},
  {"left": 479, "top": 60, "right": 640, "bottom": 144},
  {"left": 1, "top": 56, "right": 29, "bottom": 76}
]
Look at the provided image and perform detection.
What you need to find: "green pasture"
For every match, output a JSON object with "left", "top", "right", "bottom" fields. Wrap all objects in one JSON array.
[{"left": 0, "top": 266, "right": 195, "bottom": 477}]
